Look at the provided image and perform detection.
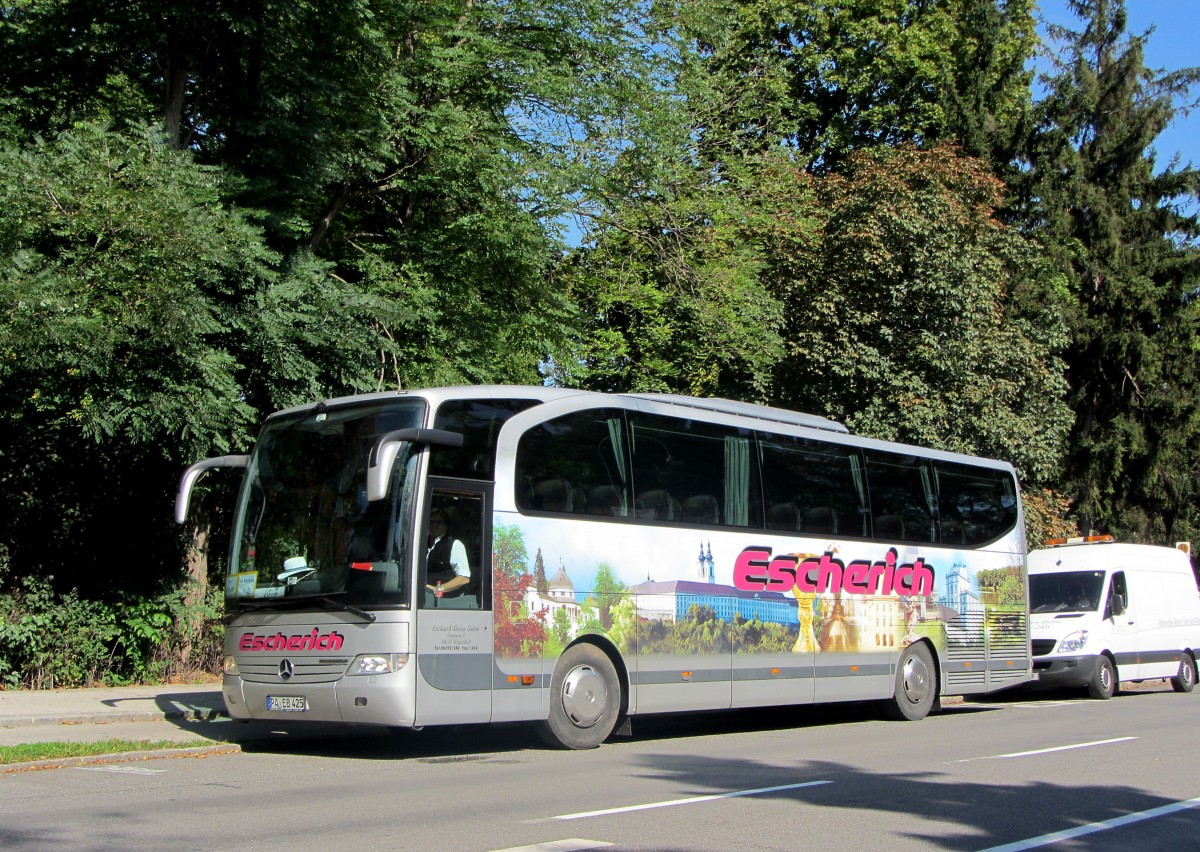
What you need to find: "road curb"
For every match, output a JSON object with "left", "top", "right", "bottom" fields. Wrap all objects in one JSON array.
[
  {"left": 0, "top": 708, "right": 228, "bottom": 728},
  {"left": 1, "top": 743, "right": 242, "bottom": 774}
]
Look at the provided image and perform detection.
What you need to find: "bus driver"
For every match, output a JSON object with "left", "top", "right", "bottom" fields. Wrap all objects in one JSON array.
[{"left": 425, "top": 508, "right": 471, "bottom": 598}]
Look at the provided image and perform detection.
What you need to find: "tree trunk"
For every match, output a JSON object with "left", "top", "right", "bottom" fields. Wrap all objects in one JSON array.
[{"left": 178, "top": 506, "right": 211, "bottom": 667}]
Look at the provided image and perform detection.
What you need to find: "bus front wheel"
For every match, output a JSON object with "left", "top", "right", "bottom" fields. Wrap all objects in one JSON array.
[
  {"left": 539, "top": 644, "right": 622, "bottom": 749},
  {"left": 884, "top": 641, "right": 937, "bottom": 721}
]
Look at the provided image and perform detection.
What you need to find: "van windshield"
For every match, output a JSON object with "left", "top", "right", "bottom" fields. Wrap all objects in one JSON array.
[{"left": 1030, "top": 570, "right": 1106, "bottom": 613}]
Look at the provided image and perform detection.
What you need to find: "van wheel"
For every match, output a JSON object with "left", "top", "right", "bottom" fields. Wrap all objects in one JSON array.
[
  {"left": 1171, "top": 654, "right": 1196, "bottom": 693},
  {"left": 1087, "top": 656, "right": 1116, "bottom": 699},
  {"left": 538, "top": 644, "right": 622, "bottom": 749},
  {"left": 884, "top": 642, "right": 937, "bottom": 721}
]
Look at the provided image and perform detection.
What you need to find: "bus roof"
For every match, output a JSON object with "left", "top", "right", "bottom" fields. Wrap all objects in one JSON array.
[
  {"left": 265, "top": 385, "right": 1011, "bottom": 470},
  {"left": 625, "top": 392, "right": 848, "bottom": 434},
  {"left": 268, "top": 385, "right": 846, "bottom": 432}
]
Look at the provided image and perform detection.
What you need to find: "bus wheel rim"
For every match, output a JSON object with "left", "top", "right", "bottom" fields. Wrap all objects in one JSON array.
[
  {"left": 561, "top": 664, "right": 606, "bottom": 727},
  {"left": 901, "top": 651, "right": 931, "bottom": 705}
]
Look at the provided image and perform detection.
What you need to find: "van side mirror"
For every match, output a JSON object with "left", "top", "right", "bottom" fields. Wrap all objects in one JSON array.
[{"left": 1110, "top": 593, "right": 1126, "bottom": 617}]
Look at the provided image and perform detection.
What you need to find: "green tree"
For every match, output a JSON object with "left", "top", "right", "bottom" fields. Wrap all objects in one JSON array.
[
  {"left": 0, "top": 0, "right": 665, "bottom": 607},
  {"left": 0, "top": 123, "right": 385, "bottom": 595},
  {"left": 773, "top": 144, "right": 1072, "bottom": 479},
  {"left": 677, "top": 0, "right": 1037, "bottom": 175},
  {"left": 1017, "top": 0, "right": 1200, "bottom": 541},
  {"left": 534, "top": 548, "right": 548, "bottom": 595},
  {"left": 583, "top": 563, "right": 627, "bottom": 631},
  {"left": 551, "top": 607, "right": 572, "bottom": 647}
]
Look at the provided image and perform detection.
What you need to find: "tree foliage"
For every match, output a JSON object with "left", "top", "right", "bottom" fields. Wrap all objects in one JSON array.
[
  {"left": 1015, "top": 0, "right": 1200, "bottom": 540},
  {"left": 775, "top": 144, "right": 1072, "bottom": 479},
  {"left": 0, "top": 0, "right": 662, "bottom": 596},
  {"left": 2, "top": 0, "right": 1199, "bottom": 665}
]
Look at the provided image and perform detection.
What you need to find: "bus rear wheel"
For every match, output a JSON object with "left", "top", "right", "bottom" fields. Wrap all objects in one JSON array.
[
  {"left": 1171, "top": 653, "right": 1196, "bottom": 693},
  {"left": 884, "top": 641, "right": 937, "bottom": 721},
  {"left": 539, "top": 644, "right": 622, "bottom": 749}
]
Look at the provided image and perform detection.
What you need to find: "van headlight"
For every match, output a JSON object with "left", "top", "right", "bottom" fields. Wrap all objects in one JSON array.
[
  {"left": 1058, "top": 631, "right": 1089, "bottom": 653},
  {"left": 347, "top": 654, "right": 409, "bottom": 675}
]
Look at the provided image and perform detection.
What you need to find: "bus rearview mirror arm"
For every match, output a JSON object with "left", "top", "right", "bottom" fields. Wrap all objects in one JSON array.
[
  {"left": 367, "top": 428, "right": 463, "bottom": 501},
  {"left": 175, "top": 455, "right": 250, "bottom": 524}
]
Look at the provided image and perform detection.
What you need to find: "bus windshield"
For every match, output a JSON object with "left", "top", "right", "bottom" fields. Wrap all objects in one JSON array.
[
  {"left": 1029, "top": 570, "right": 1106, "bottom": 613},
  {"left": 226, "top": 400, "right": 425, "bottom": 610}
]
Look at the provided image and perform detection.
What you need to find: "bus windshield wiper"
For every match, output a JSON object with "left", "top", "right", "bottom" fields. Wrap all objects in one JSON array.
[
  {"left": 234, "top": 592, "right": 377, "bottom": 622},
  {"left": 320, "top": 596, "right": 377, "bottom": 623}
]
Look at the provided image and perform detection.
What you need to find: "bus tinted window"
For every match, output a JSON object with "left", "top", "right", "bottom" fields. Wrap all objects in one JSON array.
[
  {"left": 934, "top": 461, "right": 1018, "bottom": 545},
  {"left": 628, "top": 413, "right": 761, "bottom": 528},
  {"left": 865, "top": 451, "right": 937, "bottom": 543},
  {"left": 431, "top": 398, "right": 541, "bottom": 479},
  {"left": 759, "top": 436, "right": 867, "bottom": 538},
  {"left": 515, "top": 409, "right": 631, "bottom": 517},
  {"left": 513, "top": 405, "right": 1018, "bottom": 547}
]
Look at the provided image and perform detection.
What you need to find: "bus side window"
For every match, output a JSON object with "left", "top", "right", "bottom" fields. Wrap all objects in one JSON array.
[
  {"left": 934, "top": 462, "right": 1019, "bottom": 545},
  {"left": 514, "top": 409, "right": 631, "bottom": 519},
  {"left": 865, "top": 451, "right": 936, "bottom": 543},
  {"left": 629, "top": 413, "right": 761, "bottom": 529},
  {"left": 759, "top": 435, "right": 862, "bottom": 539}
]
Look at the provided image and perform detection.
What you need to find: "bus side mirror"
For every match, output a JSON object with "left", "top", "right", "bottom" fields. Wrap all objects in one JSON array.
[
  {"left": 367, "top": 428, "right": 463, "bottom": 501},
  {"left": 175, "top": 455, "right": 250, "bottom": 524}
]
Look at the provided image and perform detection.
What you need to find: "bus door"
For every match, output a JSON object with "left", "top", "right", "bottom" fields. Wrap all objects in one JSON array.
[{"left": 414, "top": 481, "right": 494, "bottom": 725}]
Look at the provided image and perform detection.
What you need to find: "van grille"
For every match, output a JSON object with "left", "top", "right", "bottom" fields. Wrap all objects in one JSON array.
[{"left": 1031, "top": 639, "right": 1056, "bottom": 657}]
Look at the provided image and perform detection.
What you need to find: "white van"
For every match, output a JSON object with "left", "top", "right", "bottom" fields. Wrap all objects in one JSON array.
[{"left": 1028, "top": 539, "right": 1200, "bottom": 699}]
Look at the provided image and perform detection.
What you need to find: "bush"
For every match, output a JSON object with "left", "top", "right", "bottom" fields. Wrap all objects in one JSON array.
[{"left": 0, "top": 565, "right": 222, "bottom": 689}]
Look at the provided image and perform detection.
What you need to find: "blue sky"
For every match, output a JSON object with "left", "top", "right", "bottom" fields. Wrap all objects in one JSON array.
[{"left": 1038, "top": 1, "right": 1199, "bottom": 170}]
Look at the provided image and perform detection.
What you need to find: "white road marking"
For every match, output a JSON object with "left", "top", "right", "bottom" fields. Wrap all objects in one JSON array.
[
  {"left": 979, "top": 795, "right": 1200, "bottom": 851},
  {"left": 77, "top": 765, "right": 167, "bottom": 775},
  {"left": 491, "top": 841, "right": 613, "bottom": 852},
  {"left": 533, "top": 780, "right": 833, "bottom": 822},
  {"left": 955, "top": 737, "right": 1136, "bottom": 762}
]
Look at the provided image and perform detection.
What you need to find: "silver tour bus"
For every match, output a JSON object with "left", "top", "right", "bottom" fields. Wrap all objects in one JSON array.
[{"left": 176, "top": 386, "right": 1031, "bottom": 748}]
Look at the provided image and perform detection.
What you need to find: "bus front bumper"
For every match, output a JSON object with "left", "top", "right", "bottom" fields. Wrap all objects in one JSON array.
[{"left": 223, "top": 673, "right": 416, "bottom": 726}]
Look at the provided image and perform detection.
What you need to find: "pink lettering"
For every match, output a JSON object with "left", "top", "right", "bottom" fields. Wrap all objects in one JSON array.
[
  {"left": 843, "top": 560, "right": 869, "bottom": 595},
  {"left": 733, "top": 547, "right": 773, "bottom": 590},
  {"left": 766, "top": 555, "right": 798, "bottom": 591},
  {"left": 796, "top": 557, "right": 819, "bottom": 593},
  {"left": 867, "top": 549, "right": 898, "bottom": 594},
  {"left": 815, "top": 553, "right": 844, "bottom": 594},
  {"left": 235, "top": 629, "right": 346, "bottom": 653},
  {"left": 732, "top": 548, "right": 936, "bottom": 598}
]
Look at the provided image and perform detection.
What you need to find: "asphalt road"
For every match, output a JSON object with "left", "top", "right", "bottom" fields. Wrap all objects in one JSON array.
[{"left": 2, "top": 683, "right": 1199, "bottom": 851}]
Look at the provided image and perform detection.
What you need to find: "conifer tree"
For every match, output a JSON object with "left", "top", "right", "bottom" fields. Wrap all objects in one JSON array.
[{"left": 1017, "top": 0, "right": 1200, "bottom": 541}]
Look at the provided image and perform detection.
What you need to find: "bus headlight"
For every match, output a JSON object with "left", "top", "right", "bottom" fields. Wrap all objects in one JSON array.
[
  {"left": 1058, "top": 631, "right": 1089, "bottom": 653},
  {"left": 223, "top": 655, "right": 240, "bottom": 676},
  {"left": 347, "top": 654, "right": 409, "bottom": 675}
]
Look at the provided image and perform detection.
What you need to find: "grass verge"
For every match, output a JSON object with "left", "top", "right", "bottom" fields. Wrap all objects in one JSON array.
[{"left": 1, "top": 739, "right": 213, "bottom": 764}]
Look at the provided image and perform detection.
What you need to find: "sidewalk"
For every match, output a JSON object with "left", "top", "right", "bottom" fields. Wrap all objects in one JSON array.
[
  {"left": 0, "top": 682, "right": 226, "bottom": 728},
  {"left": 0, "top": 683, "right": 238, "bottom": 770}
]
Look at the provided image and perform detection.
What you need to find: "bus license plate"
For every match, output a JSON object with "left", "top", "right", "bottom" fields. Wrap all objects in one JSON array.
[{"left": 267, "top": 696, "right": 307, "bottom": 712}]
